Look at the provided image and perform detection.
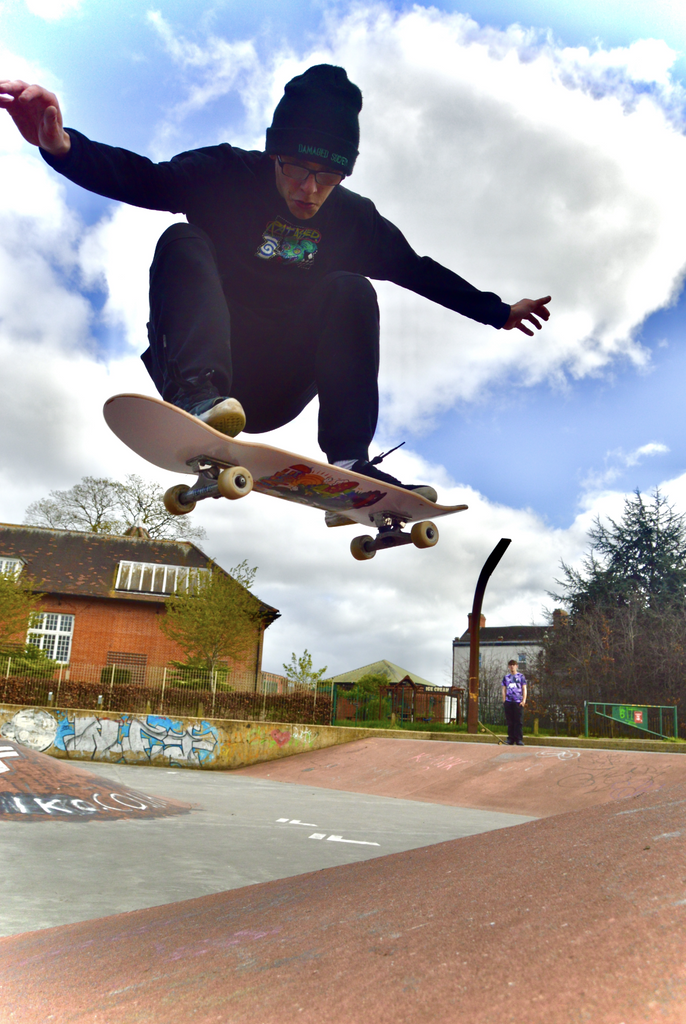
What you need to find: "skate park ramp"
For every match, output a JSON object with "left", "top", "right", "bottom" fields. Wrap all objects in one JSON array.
[
  {"left": 2, "top": 739, "right": 686, "bottom": 1023},
  {"left": 0, "top": 738, "right": 190, "bottom": 821},
  {"left": 235, "top": 736, "right": 686, "bottom": 816}
]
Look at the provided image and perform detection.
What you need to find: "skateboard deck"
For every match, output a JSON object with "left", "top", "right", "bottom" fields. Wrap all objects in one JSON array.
[{"left": 104, "top": 394, "right": 467, "bottom": 557}]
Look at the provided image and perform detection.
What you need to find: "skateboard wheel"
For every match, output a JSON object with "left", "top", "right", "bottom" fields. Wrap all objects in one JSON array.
[
  {"left": 163, "top": 484, "right": 196, "bottom": 516},
  {"left": 411, "top": 520, "right": 439, "bottom": 549},
  {"left": 350, "top": 535, "right": 376, "bottom": 560},
  {"left": 217, "top": 466, "right": 253, "bottom": 500}
]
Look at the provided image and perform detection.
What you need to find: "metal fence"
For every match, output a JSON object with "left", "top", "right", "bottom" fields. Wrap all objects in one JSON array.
[
  {"left": 584, "top": 702, "right": 679, "bottom": 741},
  {"left": 332, "top": 683, "right": 461, "bottom": 727},
  {"left": 0, "top": 656, "right": 332, "bottom": 725}
]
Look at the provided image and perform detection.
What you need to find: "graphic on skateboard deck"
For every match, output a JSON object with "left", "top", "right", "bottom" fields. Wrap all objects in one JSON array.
[{"left": 103, "top": 394, "right": 468, "bottom": 559}]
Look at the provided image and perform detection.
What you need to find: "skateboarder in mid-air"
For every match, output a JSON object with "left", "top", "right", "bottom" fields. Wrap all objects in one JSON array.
[{"left": 1, "top": 65, "right": 550, "bottom": 506}]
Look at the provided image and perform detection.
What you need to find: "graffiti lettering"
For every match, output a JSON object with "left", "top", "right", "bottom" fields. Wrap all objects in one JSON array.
[
  {"left": 0, "top": 791, "right": 156, "bottom": 817},
  {"left": 1, "top": 709, "right": 219, "bottom": 767}
]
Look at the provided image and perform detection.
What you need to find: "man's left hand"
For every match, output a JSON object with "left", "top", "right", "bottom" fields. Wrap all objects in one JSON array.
[{"left": 504, "top": 295, "right": 551, "bottom": 336}]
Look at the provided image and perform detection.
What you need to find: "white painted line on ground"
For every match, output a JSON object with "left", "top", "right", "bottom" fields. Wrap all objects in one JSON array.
[
  {"left": 309, "top": 833, "right": 327, "bottom": 840},
  {"left": 0, "top": 749, "right": 19, "bottom": 774},
  {"left": 326, "top": 835, "right": 380, "bottom": 847},
  {"left": 276, "top": 818, "right": 319, "bottom": 826}
]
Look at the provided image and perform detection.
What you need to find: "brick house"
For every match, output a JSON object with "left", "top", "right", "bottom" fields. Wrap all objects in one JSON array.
[{"left": 0, "top": 524, "right": 279, "bottom": 688}]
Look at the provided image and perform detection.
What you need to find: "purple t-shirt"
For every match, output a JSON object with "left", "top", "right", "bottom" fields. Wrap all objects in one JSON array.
[{"left": 502, "top": 672, "right": 526, "bottom": 703}]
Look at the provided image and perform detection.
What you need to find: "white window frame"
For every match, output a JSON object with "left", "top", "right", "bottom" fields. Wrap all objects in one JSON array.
[
  {"left": 115, "top": 560, "right": 208, "bottom": 595},
  {"left": 28, "top": 612, "right": 74, "bottom": 664},
  {"left": 0, "top": 557, "right": 23, "bottom": 576}
]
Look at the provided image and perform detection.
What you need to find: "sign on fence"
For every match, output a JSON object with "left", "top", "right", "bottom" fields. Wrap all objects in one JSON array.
[{"left": 611, "top": 705, "right": 649, "bottom": 731}]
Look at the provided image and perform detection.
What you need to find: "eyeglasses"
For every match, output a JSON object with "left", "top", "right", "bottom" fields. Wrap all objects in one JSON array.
[{"left": 277, "top": 157, "right": 344, "bottom": 187}]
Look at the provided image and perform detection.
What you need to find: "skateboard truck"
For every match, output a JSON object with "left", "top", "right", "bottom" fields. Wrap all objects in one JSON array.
[
  {"left": 163, "top": 456, "right": 253, "bottom": 515},
  {"left": 350, "top": 512, "right": 439, "bottom": 561}
]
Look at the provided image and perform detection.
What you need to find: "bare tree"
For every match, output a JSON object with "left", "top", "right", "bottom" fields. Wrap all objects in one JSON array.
[{"left": 24, "top": 474, "right": 205, "bottom": 541}]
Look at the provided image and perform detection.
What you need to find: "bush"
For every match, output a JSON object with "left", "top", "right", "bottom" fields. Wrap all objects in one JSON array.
[{"left": 99, "top": 666, "right": 131, "bottom": 687}]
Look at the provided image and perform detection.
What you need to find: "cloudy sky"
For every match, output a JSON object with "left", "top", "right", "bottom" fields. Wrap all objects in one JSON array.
[{"left": 2, "top": 0, "right": 686, "bottom": 685}]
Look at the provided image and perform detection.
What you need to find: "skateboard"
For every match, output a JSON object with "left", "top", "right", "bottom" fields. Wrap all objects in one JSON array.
[{"left": 103, "top": 394, "right": 468, "bottom": 560}]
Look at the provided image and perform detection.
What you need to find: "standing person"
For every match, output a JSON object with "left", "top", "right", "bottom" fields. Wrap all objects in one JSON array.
[
  {"left": 0, "top": 66, "right": 550, "bottom": 507},
  {"left": 502, "top": 659, "right": 527, "bottom": 745}
]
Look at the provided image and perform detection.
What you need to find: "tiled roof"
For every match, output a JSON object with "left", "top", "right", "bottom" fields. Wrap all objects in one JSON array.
[
  {"left": 330, "top": 659, "right": 437, "bottom": 687},
  {"left": 454, "top": 625, "right": 545, "bottom": 644},
  {"left": 0, "top": 524, "right": 279, "bottom": 621}
]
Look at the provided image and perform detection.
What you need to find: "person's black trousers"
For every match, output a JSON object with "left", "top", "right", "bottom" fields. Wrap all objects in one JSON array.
[
  {"left": 504, "top": 700, "right": 524, "bottom": 744},
  {"left": 142, "top": 223, "right": 380, "bottom": 464}
]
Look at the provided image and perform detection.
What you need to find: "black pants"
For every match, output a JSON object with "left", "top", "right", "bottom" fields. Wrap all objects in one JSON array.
[
  {"left": 142, "top": 223, "right": 380, "bottom": 463},
  {"left": 504, "top": 701, "right": 524, "bottom": 744}
]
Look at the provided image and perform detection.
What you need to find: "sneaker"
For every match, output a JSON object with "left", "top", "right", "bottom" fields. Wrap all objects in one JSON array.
[
  {"left": 350, "top": 459, "right": 437, "bottom": 503},
  {"left": 169, "top": 371, "right": 246, "bottom": 438},
  {"left": 194, "top": 397, "right": 246, "bottom": 437}
]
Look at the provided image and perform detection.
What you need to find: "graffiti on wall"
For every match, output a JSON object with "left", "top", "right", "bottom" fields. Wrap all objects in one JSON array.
[
  {"left": 0, "top": 708, "right": 58, "bottom": 752},
  {"left": 0, "top": 708, "right": 218, "bottom": 767}
]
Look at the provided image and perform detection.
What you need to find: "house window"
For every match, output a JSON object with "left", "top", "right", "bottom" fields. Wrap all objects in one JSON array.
[
  {"left": 115, "top": 561, "right": 208, "bottom": 595},
  {"left": 0, "top": 558, "right": 23, "bottom": 575},
  {"left": 28, "top": 613, "right": 74, "bottom": 663},
  {"left": 517, "top": 652, "right": 527, "bottom": 668}
]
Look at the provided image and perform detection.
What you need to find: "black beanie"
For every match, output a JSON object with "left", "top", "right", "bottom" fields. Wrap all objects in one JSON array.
[{"left": 265, "top": 64, "right": 362, "bottom": 175}]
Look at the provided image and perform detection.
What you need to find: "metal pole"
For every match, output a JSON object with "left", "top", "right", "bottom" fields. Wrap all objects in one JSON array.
[
  {"left": 584, "top": 701, "right": 589, "bottom": 738},
  {"left": 674, "top": 705, "right": 679, "bottom": 740},
  {"left": 467, "top": 538, "right": 512, "bottom": 734}
]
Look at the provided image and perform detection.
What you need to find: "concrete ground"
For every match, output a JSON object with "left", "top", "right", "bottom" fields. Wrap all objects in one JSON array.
[
  {"left": 0, "top": 754, "right": 533, "bottom": 937},
  {"left": 234, "top": 735, "right": 686, "bottom": 815},
  {"left": 2, "top": 737, "right": 686, "bottom": 1023}
]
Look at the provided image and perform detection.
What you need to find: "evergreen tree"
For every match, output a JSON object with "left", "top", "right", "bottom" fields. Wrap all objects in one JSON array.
[
  {"left": 556, "top": 489, "right": 686, "bottom": 613},
  {"left": 540, "top": 489, "right": 686, "bottom": 722}
]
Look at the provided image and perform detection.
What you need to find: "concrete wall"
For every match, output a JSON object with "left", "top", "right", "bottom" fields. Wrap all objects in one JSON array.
[
  {"left": 5, "top": 703, "right": 682, "bottom": 770},
  {"left": 0, "top": 703, "right": 375, "bottom": 770}
]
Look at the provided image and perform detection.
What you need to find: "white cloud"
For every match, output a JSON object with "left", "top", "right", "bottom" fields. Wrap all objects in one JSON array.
[
  {"left": 625, "top": 442, "right": 669, "bottom": 465},
  {"left": 4, "top": 12, "right": 686, "bottom": 682},
  {"left": 582, "top": 440, "right": 669, "bottom": 490},
  {"left": 79, "top": 203, "right": 184, "bottom": 351},
  {"left": 25, "top": 0, "right": 81, "bottom": 21},
  {"left": 150, "top": 6, "right": 686, "bottom": 435},
  {"left": 146, "top": 10, "right": 261, "bottom": 156}
]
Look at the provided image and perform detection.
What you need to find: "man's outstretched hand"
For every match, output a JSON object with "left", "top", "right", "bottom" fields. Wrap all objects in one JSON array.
[
  {"left": 504, "top": 296, "right": 551, "bottom": 336},
  {"left": 0, "top": 80, "right": 70, "bottom": 157}
]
